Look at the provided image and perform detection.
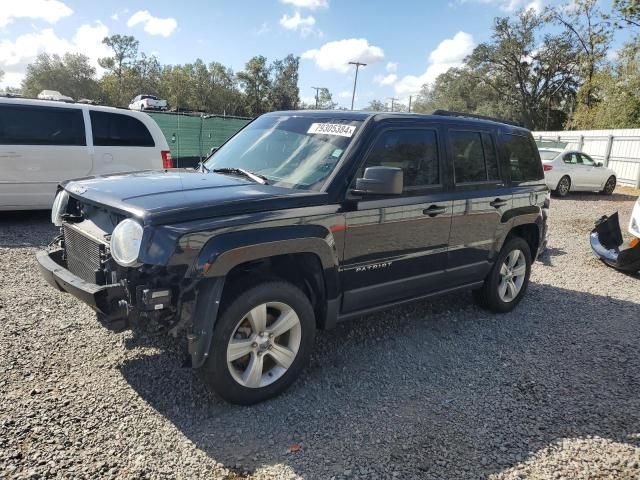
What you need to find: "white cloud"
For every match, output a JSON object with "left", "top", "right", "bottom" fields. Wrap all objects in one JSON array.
[
  {"left": 0, "top": 22, "right": 111, "bottom": 88},
  {"left": 394, "top": 31, "right": 475, "bottom": 96},
  {"left": 280, "top": 12, "right": 316, "bottom": 35},
  {"left": 281, "top": 0, "right": 328, "bottom": 9},
  {"left": 338, "top": 90, "right": 351, "bottom": 99},
  {"left": 459, "top": 0, "right": 544, "bottom": 13},
  {"left": 110, "top": 13, "right": 119, "bottom": 21},
  {"left": 0, "top": 71, "right": 26, "bottom": 89},
  {"left": 255, "top": 22, "right": 270, "bottom": 35},
  {"left": 386, "top": 62, "right": 398, "bottom": 73},
  {"left": 374, "top": 73, "right": 398, "bottom": 86},
  {"left": 302, "top": 38, "right": 384, "bottom": 73},
  {"left": 127, "top": 10, "right": 177, "bottom": 37},
  {"left": 0, "top": 0, "right": 73, "bottom": 27}
]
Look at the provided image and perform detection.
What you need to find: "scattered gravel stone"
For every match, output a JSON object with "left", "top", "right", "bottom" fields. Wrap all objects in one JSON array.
[{"left": 1, "top": 188, "right": 639, "bottom": 479}]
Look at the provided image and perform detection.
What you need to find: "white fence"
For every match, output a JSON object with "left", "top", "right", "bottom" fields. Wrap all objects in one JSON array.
[{"left": 533, "top": 129, "right": 640, "bottom": 188}]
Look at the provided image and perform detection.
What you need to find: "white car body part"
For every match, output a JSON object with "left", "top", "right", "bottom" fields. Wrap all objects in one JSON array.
[
  {"left": 37, "top": 90, "right": 74, "bottom": 102},
  {"left": 128, "top": 95, "right": 168, "bottom": 111},
  {"left": 539, "top": 148, "right": 617, "bottom": 194},
  {"left": 630, "top": 197, "right": 640, "bottom": 239},
  {"left": 0, "top": 97, "right": 171, "bottom": 210}
]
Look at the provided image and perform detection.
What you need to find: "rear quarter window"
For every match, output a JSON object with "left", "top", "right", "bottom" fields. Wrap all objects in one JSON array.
[
  {"left": 505, "top": 134, "right": 543, "bottom": 183},
  {"left": 90, "top": 111, "right": 155, "bottom": 147},
  {"left": 0, "top": 104, "right": 85, "bottom": 146}
]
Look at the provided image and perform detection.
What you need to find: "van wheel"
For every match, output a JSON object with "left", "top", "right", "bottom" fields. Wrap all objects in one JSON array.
[
  {"left": 200, "top": 281, "right": 315, "bottom": 405},
  {"left": 473, "top": 237, "right": 532, "bottom": 313},
  {"left": 555, "top": 176, "right": 571, "bottom": 197},
  {"left": 602, "top": 176, "right": 616, "bottom": 195}
]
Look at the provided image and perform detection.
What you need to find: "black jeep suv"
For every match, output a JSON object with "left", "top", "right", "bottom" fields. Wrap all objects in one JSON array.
[{"left": 37, "top": 110, "right": 549, "bottom": 404}]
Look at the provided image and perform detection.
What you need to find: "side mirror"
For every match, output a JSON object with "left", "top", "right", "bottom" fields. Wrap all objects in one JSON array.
[
  {"left": 352, "top": 166, "right": 403, "bottom": 195},
  {"left": 595, "top": 162, "right": 603, "bottom": 167}
]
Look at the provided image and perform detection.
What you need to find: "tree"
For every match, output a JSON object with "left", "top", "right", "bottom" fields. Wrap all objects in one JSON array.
[
  {"left": 160, "top": 65, "right": 192, "bottom": 110},
  {"left": 571, "top": 42, "right": 640, "bottom": 128},
  {"left": 237, "top": 56, "right": 272, "bottom": 116},
  {"left": 98, "top": 34, "right": 139, "bottom": 105},
  {"left": 269, "top": 54, "right": 300, "bottom": 110},
  {"left": 363, "top": 99, "right": 386, "bottom": 111},
  {"left": 461, "top": 10, "right": 579, "bottom": 129},
  {"left": 316, "top": 88, "right": 336, "bottom": 109},
  {"left": 612, "top": 0, "right": 640, "bottom": 28},
  {"left": 22, "top": 53, "right": 99, "bottom": 100},
  {"left": 547, "top": 0, "right": 612, "bottom": 109}
]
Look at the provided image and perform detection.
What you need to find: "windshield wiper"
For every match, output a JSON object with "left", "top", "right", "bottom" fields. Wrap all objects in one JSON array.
[{"left": 211, "top": 167, "right": 269, "bottom": 185}]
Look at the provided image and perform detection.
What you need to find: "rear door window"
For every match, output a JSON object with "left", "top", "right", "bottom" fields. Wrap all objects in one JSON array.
[
  {"left": 450, "top": 130, "right": 500, "bottom": 183},
  {"left": 90, "top": 111, "right": 155, "bottom": 147},
  {"left": 0, "top": 104, "right": 85, "bottom": 146},
  {"left": 505, "top": 134, "right": 544, "bottom": 183}
]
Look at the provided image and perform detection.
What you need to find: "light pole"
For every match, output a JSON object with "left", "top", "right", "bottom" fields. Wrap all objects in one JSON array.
[
  {"left": 311, "top": 86, "right": 322, "bottom": 109},
  {"left": 387, "top": 97, "right": 398, "bottom": 112},
  {"left": 348, "top": 61, "right": 367, "bottom": 110}
]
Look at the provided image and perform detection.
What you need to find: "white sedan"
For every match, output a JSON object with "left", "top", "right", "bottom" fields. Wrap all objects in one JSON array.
[{"left": 539, "top": 148, "right": 617, "bottom": 197}]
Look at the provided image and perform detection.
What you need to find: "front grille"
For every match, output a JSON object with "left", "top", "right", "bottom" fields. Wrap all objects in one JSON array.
[{"left": 63, "top": 224, "right": 106, "bottom": 284}]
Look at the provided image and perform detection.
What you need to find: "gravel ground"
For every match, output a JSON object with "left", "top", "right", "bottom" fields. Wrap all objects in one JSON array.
[{"left": 1, "top": 187, "right": 639, "bottom": 480}]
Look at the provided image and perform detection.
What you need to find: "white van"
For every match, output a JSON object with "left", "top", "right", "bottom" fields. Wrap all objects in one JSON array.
[{"left": 0, "top": 98, "right": 171, "bottom": 210}]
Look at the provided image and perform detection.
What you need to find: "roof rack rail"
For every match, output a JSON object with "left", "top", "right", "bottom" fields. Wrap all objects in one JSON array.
[{"left": 432, "top": 109, "right": 523, "bottom": 127}]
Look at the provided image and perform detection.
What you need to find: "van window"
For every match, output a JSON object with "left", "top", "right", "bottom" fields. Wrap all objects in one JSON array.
[
  {"left": 362, "top": 129, "right": 439, "bottom": 189},
  {"left": 450, "top": 130, "right": 500, "bottom": 183},
  {"left": 0, "top": 104, "right": 85, "bottom": 146},
  {"left": 90, "top": 111, "right": 155, "bottom": 147},
  {"left": 506, "top": 134, "right": 544, "bottom": 182}
]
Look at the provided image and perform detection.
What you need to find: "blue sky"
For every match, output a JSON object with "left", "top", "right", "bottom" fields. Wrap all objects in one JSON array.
[{"left": 0, "top": 0, "right": 633, "bottom": 109}]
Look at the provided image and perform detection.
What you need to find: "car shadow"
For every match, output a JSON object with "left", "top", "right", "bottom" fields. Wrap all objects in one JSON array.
[
  {"left": 118, "top": 282, "right": 640, "bottom": 478},
  {"left": 0, "top": 210, "right": 55, "bottom": 248},
  {"left": 537, "top": 246, "right": 567, "bottom": 267}
]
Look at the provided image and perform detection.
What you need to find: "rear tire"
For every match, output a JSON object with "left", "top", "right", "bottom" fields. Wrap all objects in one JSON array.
[
  {"left": 602, "top": 175, "right": 616, "bottom": 195},
  {"left": 200, "top": 281, "right": 315, "bottom": 405},
  {"left": 555, "top": 176, "right": 571, "bottom": 197},
  {"left": 473, "top": 237, "right": 532, "bottom": 313}
]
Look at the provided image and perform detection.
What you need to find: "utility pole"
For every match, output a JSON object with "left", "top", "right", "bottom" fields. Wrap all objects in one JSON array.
[
  {"left": 408, "top": 96, "right": 412, "bottom": 113},
  {"left": 311, "top": 86, "right": 322, "bottom": 109},
  {"left": 348, "top": 61, "right": 367, "bottom": 110},
  {"left": 387, "top": 97, "right": 398, "bottom": 112}
]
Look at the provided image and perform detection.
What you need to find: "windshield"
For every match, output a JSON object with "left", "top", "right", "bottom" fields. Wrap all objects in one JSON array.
[
  {"left": 538, "top": 150, "right": 560, "bottom": 161},
  {"left": 204, "top": 115, "right": 362, "bottom": 191}
]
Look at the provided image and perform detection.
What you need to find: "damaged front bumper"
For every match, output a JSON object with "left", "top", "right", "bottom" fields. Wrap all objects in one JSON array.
[
  {"left": 36, "top": 249, "right": 129, "bottom": 326},
  {"left": 590, "top": 212, "right": 640, "bottom": 273}
]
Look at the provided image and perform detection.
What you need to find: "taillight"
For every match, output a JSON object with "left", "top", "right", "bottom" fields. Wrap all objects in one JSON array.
[
  {"left": 543, "top": 164, "right": 553, "bottom": 171},
  {"left": 161, "top": 150, "right": 173, "bottom": 169}
]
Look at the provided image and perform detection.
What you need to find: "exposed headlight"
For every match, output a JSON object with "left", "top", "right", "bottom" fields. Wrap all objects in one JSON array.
[
  {"left": 51, "top": 190, "right": 69, "bottom": 227},
  {"left": 110, "top": 219, "right": 144, "bottom": 267}
]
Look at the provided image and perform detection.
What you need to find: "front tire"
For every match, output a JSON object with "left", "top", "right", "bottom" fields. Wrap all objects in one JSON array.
[
  {"left": 201, "top": 281, "right": 316, "bottom": 405},
  {"left": 555, "top": 175, "right": 571, "bottom": 197},
  {"left": 473, "top": 237, "right": 532, "bottom": 313},
  {"left": 602, "top": 175, "right": 616, "bottom": 195}
]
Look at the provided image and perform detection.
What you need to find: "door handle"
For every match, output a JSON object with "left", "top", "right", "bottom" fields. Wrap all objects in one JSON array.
[
  {"left": 490, "top": 198, "right": 508, "bottom": 208},
  {"left": 423, "top": 205, "right": 447, "bottom": 217}
]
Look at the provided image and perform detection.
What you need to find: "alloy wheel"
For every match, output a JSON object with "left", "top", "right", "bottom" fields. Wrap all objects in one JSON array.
[
  {"left": 498, "top": 249, "right": 527, "bottom": 303},
  {"left": 604, "top": 177, "right": 616, "bottom": 194},
  {"left": 226, "top": 302, "right": 302, "bottom": 388},
  {"left": 558, "top": 177, "right": 570, "bottom": 196}
]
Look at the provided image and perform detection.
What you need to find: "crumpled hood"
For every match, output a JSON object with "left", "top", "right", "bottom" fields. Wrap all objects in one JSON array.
[{"left": 62, "top": 169, "right": 326, "bottom": 225}]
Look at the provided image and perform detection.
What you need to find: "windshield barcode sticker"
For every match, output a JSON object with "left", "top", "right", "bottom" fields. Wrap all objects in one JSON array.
[{"left": 307, "top": 123, "right": 356, "bottom": 138}]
